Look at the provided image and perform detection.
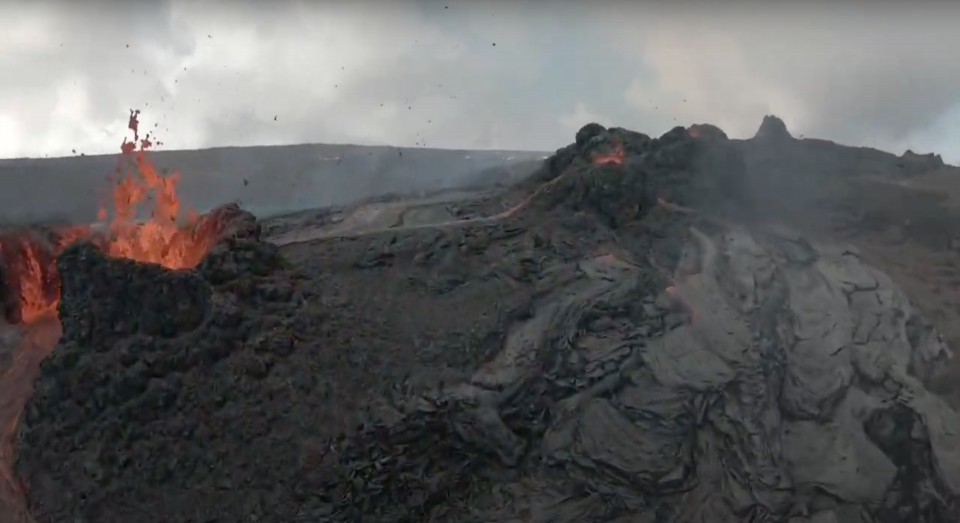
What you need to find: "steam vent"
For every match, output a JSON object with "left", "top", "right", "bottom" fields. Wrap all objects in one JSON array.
[{"left": 3, "top": 119, "right": 960, "bottom": 523}]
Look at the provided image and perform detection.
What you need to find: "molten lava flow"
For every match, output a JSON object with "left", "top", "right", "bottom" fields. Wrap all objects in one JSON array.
[
  {"left": 0, "top": 315, "right": 61, "bottom": 519},
  {"left": 0, "top": 110, "right": 227, "bottom": 325},
  {"left": 590, "top": 141, "right": 624, "bottom": 165},
  {"left": 0, "top": 225, "right": 88, "bottom": 324}
]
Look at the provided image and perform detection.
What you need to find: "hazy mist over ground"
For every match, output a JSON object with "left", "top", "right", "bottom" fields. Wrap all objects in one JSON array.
[{"left": 1, "top": 0, "right": 960, "bottom": 162}]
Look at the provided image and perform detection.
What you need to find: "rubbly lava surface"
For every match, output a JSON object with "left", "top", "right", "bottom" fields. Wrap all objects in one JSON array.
[{"left": 8, "top": 118, "right": 960, "bottom": 523}]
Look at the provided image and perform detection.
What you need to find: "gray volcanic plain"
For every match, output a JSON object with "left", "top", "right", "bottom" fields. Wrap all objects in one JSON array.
[{"left": 0, "top": 143, "right": 546, "bottom": 224}]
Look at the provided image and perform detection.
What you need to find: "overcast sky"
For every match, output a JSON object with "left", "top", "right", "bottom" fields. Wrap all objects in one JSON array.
[{"left": 1, "top": 0, "right": 960, "bottom": 163}]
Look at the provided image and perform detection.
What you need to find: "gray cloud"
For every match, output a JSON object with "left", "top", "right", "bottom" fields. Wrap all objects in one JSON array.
[
  {"left": 607, "top": 3, "right": 960, "bottom": 155},
  {"left": 0, "top": 0, "right": 575, "bottom": 157},
  {"left": 2, "top": 1, "right": 960, "bottom": 162}
]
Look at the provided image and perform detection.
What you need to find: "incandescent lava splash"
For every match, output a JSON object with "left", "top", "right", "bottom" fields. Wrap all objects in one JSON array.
[
  {"left": 0, "top": 110, "right": 229, "bottom": 326},
  {"left": 0, "top": 111, "right": 256, "bottom": 520}
]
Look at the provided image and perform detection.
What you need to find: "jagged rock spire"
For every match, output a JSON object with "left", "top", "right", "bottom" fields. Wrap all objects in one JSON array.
[{"left": 754, "top": 115, "right": 793, "bottom": 141}]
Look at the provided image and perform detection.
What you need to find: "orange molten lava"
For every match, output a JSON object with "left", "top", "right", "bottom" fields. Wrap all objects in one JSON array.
[
  {"left": 3, "top": 110, "right": 219, "bottom": 325},
  {"left": 590, "top": 141, "right": 624, "bottom": 165},
  {"left": 98, "top": 109, "right": 211, "bottom": 266}
]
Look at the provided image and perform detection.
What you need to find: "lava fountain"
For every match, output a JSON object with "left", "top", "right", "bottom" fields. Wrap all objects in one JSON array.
[
  {"left": 0, "top": 110, "right": 235, "bottom": 519},
  {"left": 0, "top": 110, "right": 230, "bottom": 325}
]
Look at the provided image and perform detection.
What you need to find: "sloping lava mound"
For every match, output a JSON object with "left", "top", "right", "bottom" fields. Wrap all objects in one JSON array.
[{"left": 13, "top": 124, "right": 960, "bottom": 523}]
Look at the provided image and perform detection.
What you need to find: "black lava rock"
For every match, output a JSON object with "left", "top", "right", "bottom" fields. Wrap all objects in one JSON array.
[
  {"left": 196, "top": 238, "right": 285, "bottom": 286},
  {"left": 56, "top": 241, "right": 212, "bottom": 346},
  {"left": 575, "top": 122, "right": 607, "bottom": 147}
]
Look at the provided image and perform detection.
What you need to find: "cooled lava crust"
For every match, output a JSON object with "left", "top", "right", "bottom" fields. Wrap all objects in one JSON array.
[{"left": 10, "top": 123, "right": 960, "bottom": 523}]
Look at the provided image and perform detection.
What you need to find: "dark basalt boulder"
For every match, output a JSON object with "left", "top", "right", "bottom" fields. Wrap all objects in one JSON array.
[
  {"left": 575, "top": 122, "right": 608, "bottom": 146},
  {"left": 902, "top": 149, "right": 944, "bottom": 166},
  {"left": 899, "top": 149, "right": 946, "bottom": 176},
  {"left": 687, "top": 123, "right": 729, "bottom": 141}
]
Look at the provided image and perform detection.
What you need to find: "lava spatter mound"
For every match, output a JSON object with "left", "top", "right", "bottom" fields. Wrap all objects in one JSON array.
[
  {"left": 13, "top": 122, "right": 960, "bottom": 523},
  {"left": 15, "top": 214, "right": 293, "bottom": 522}
]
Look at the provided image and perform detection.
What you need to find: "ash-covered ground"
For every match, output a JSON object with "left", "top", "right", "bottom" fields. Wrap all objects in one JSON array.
[{"left": 8, "top": 119, "right": 960, "bottom": 523}]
